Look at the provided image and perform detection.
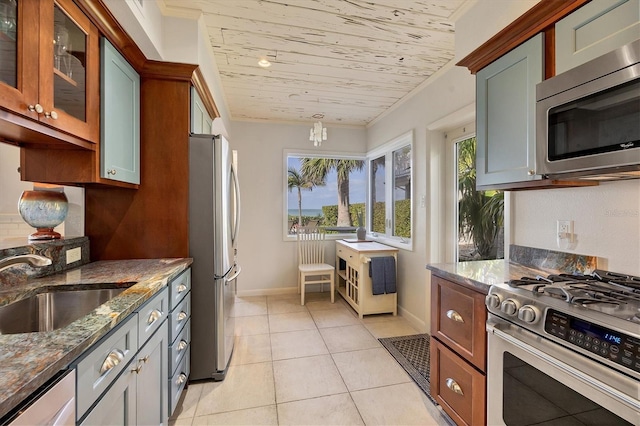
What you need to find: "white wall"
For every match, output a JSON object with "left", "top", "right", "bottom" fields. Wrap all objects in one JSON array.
[
  {"left": 229, "top": 121, "right": 366, "bottom": 295},
  {"left": 513, "top": 181, "right": 640, "bottom": 275}
]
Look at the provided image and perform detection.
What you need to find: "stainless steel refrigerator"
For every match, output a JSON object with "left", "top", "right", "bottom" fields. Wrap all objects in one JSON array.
[{"left": 189, "top": 134, "right": 241, "bottom": 381}]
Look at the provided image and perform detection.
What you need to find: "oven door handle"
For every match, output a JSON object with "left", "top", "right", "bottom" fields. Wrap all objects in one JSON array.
[{"left": 487, "top": 319, "right": 640, "bottom": 413}]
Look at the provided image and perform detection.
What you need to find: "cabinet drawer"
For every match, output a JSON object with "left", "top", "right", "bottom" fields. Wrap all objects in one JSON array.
[
  {"left": 73, "top": 313, "right": 138, "bottom": 419},
  {"left": 336, "top": 244, "right": 358, "bottom": 265},
  {"left": 169, "top": 268, "right": 191, "bottom": 310},
  {"left": 169, "top": 292, "right": 190, "bottom": 343},
  {"left": 430, "top": 338, "right": 485, "bottom": 426},
  {"left": 169, "top": 319, "right": 190, "bottom": 376},
  {"left": 137, "top": 287, "right": 168, "bottom": 346},
  {"left": 169, "top": 347, "right": 190, "bottom": 416},
  {"left": 431, "top": 276, "right": 487, "bottom": 371}
]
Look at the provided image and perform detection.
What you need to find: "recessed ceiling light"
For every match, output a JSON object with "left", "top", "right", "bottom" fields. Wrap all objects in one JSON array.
[
  {"left": 312, "top": 113, "right": 324, "bottom": 119},
  {"left": 258, "top": 58, "right": 271, "bottom": 68}
]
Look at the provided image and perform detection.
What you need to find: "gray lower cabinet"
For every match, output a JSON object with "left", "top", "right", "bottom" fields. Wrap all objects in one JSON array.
[
  {"left": 80, "top": 321, "right": 167, "bottom": 425},
  {"left": 74, "top": 287, "right": 169, "bottom": 425},
  {"left": 475, "top": 33, "right": 543, "bottom": 188},
  {"left": 556, "top": 0, "right": 640, "bottom": 74},
  {"left": 167, "top": 268, "right": 191, "bottom": 417}
]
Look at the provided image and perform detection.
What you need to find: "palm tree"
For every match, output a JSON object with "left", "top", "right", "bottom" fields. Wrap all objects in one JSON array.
[
  {"left": 458, "top": 137, "right": 504, "bottom": 260},
  {"left": 301, "top": 158, "right": 365, "bottom": 227},
  {"left": 287, "top": 167, "right": 318, "bottom": 231}
]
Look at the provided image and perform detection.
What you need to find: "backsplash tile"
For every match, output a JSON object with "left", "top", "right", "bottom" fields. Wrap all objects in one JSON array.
[
  {"left": 510, "top": 244, "right": 597, "bottom": 274},
  {"left": 0, "top": 236, "right": 89, "bottom": 287}
]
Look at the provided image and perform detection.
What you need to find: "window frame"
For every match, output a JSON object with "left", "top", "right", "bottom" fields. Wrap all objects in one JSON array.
[
  {"left": 366, "top": 131, "right": 414, "bottom": 250},
  {"left": 283, "top": 149, "right": 367, "bottom": 241}
]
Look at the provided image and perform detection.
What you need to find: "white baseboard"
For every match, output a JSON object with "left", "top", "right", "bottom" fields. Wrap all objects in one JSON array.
[
  {"left": 398, "top": 304, "right": 427, "bottom": 333},
  {"left": 237, "top": 286, "right": 298, "bottom": 297}
]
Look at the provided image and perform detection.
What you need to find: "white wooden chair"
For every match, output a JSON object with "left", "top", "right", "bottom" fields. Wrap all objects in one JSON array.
[{"left": 297, "top": 230, "right": 335, "bottom": 305}]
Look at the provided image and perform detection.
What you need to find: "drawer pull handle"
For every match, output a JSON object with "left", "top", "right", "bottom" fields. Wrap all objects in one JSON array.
[
  {"left": 446, "top": 309, "right": 464, "bottom": 323},
  {"left": 177, "top": 284, "right": 187, "bottom": 293},
  {"left": 176, "top": 373, "right": 187, "bottom": 385},
  {"left": 445, "top": 378, "right": 464, "bottom": 396},
  {"left": 147, "top": 309, "right": 163, "bottom": 325},
  {"left": 177, "top": 311, "right": 188, "bottom": 321},
  {"left": 177, "top": 340, "right": 188, "bottom": 351},
  {"left": 100, "top": 349, "right": 125, "bottom": 375}
]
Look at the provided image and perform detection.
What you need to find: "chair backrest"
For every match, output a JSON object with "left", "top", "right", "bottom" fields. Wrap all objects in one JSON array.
[{"left": 297, "top": 230, "right": 326, "bottom": 265}]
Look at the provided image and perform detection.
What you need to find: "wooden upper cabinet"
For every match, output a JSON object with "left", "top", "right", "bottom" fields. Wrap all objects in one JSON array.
[{"left": 0, "top": 0, "right": 99, "bottom": 146}]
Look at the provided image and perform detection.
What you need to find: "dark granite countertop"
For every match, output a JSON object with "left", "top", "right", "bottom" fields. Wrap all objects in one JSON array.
[
  {"left": 426, "top": 245, "right": 598, "bottom": 294},
  {"left": 0, "top": 258, "right": 192, "bottom": 419},
  {"left": 426, "top": 260, "right": 550, "bottom": 294}
]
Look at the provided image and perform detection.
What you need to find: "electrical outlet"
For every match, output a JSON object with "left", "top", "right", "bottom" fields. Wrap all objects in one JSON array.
[
  {"left": 66, "top": 247, "right": 81, "bottom": 264},
  {"left": 556, "top": 220, "right": 574, "bottom": 248}
]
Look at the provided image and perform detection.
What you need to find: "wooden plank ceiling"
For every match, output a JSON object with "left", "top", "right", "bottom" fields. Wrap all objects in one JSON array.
[{"left": 162, "top": 0, "right": 466, "bottom": 126}]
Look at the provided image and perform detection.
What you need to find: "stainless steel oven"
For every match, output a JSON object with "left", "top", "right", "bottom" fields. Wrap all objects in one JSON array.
[
  {"left": 487, "top": 315, "right": 639, "bottom": 425},
  {"left": 485, "top": 270, "right": 640, "bottom": 426}
]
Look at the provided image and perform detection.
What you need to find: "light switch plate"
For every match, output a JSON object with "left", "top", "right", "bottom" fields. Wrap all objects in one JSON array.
[{"left": 66, "top": 247, "right": 81, "bottom": 264}]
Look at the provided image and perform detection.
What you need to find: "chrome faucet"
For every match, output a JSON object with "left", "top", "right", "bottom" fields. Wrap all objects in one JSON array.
[{"left": 0, "top": 254, "right": 52, "bottom": 273}]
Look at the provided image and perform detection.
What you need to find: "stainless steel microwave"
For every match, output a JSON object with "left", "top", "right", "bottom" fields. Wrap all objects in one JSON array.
[{"left": 536, "top": 39, "right": 640, "bottom": 180}]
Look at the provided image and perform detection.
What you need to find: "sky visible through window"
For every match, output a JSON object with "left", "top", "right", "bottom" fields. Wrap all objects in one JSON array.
[{"left": 287, "top": 157, "right": 366, "bottom": 216}]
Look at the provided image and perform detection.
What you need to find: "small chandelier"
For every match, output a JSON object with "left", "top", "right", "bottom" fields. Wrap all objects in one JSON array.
[{"left": 309, "top": 121, "right": 327, "bottom": 147}]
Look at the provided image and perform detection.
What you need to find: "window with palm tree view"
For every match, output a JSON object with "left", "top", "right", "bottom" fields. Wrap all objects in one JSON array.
[
  {"left": 286, "top": 155, "right": 366, "bottom": 234},
  {"left": 457, "top": 137, "right": 504, "bottom": 261}
]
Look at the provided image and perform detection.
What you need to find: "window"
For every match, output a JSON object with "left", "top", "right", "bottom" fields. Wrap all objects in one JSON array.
[
  {"left": 455, "top": 136, "right": 504, "bottom": 261},
  {"left": 368, "top": 132, "right": 412, "bottom": 246},
  {"left": 285, "top": 152, "right": 366, "bottom": 236}
]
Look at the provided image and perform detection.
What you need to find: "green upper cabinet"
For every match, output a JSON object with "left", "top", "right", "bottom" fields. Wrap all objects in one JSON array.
[
  {"left": 100, "top": 37, "right": 140, "bottom": 184},
  {"left": 476, "top": 33, "right": 543, "bottom": 188},
  {"left": 191, "top": 86, "right": 213, "bottom": 134},
  {"left": 556, "top": 0, "right": 640, "bottom": 74}
]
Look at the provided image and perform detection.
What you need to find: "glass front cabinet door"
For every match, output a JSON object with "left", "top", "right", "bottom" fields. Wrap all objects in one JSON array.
[{"left": 0, "top": 0, "right": 99, "bottom": 143}]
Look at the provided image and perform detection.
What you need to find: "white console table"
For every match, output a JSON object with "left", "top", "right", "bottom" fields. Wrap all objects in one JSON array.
[{"left": 335, "top": 240, "right": 398, "bottom": 318}]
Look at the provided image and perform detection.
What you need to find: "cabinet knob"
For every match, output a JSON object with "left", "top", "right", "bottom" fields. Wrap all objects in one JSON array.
[
  {"left": 177, "top": 340, "right": 188, "bottom": 351},
  {"left": 177, "top": 284, "right": 187, "bottom": 293},
  {"left": 445, "top": 309, "right": 464, "bottom": 323},
  {"left": 177, "top": 311, "right": 188, "bottom": 321},
  {"left": 147, "top": 309, "right": 163, "bottom": 325},
  {"left": 27, "top": 104, "right": 44, "bottom": 114},
  {"left": 100, "top": 349, "right": 125, "bottom": 375},
  {"left": 107, "top": 169, "right": 117, "bottom": 175},
  {"left": 445, "top": 378, "right": 464, "bottom": 395},
  {"left": 44, "top": 110, "right": 58, "bottom": 120},
  {"left": 176, "top": 373, "right": 187, "bottom": 385},
  {"left": 528, "top": 169, "right": 535, "bottom": 176}
]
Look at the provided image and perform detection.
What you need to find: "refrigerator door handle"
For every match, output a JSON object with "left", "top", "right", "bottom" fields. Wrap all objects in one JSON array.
[
  {"left": 230, "top": 161, "right": 241, "bottom": 245},
  {"left": 225, "top": 266, "right": 242, "bottom": 283},
  {"left": 214, "top": 264, "right": 234, "bottom": 280}
]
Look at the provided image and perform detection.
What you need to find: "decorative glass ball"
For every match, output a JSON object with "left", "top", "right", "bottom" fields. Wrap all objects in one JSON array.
[{"left": 18, "top": 190, "right": 69, "bottom": 240}]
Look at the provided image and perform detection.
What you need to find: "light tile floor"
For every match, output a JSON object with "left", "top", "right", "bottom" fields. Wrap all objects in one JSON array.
[{"left": 170, "top": 292, "right": 449, "bottom": 425}]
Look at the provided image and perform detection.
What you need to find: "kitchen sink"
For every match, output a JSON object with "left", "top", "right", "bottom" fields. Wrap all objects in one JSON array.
[{"left": 0, "top": 287, "right": 132, "bottom": 334}]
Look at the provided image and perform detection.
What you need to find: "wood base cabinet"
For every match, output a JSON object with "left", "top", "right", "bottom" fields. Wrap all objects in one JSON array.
[{"left": 430, "top": 275, "right": 487, "bottom": 426}]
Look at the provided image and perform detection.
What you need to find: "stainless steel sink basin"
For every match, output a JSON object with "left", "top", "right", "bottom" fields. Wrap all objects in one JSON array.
[{"left": 0, "top": 287, "right": 130, "bottom": 334}]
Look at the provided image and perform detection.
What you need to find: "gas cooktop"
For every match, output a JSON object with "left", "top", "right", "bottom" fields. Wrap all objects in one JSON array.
[{"left": 507, "top": 269, "right": 640, "bottom": 324}]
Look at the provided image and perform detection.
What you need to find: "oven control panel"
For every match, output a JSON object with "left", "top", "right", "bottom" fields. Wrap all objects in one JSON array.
[{"left": 544, "top": 309, "right": 640, "bottom": 374}]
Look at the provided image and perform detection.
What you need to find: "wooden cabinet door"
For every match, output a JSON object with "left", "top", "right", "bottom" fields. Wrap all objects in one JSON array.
[
  {"left": 0, "top": 0, "right": 39, "bottom": 119},
  {"left": 556, "top": 0, "right": 640, "bottom": 74},
  {"left": 430, "top": 275, "right": 487, "bottom": 371},
  {"left": 100, "top": 37, "right": 140, "bottom": 184},
  {"left": 37, "top": 0, "right": 99, "bottom": 143},
  {"left": 476, "top": 33, "right": 543, "bottom": 188}
]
